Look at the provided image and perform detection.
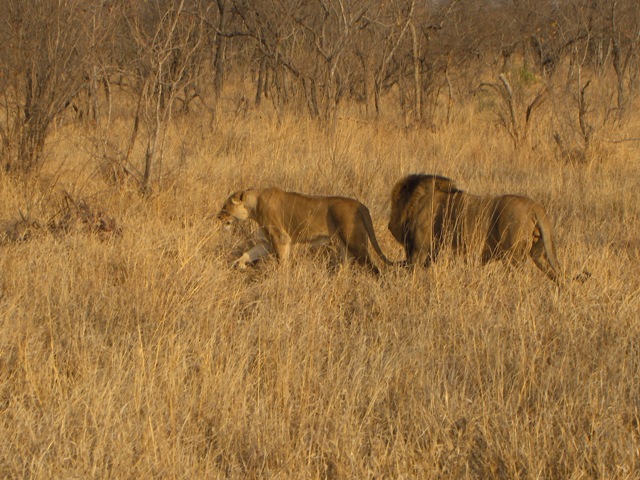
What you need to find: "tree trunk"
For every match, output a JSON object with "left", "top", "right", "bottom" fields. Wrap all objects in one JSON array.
[
  {"left": 255, "top": 56, "right": 267, "bottom": 106},
  {"left": 213, "top": 0, "right": 227, "bottom": 98},
  {"left": 410, "top": 22, "right": 421, "bottom": 123}
]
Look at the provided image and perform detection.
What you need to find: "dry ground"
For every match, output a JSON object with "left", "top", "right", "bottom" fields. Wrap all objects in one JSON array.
[{"left": 0, "top": 97, "right": 639, "bottom": 478}]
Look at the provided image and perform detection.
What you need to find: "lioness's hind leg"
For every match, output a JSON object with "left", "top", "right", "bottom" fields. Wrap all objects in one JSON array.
[
  {"left": 349, "top": 245, "right": 380, "bottom": 275},
  {"left": 341, "top": 226, "right": 380, "bottom": 274},
  {"left": 335, "top": 240, "right": 351, "bottom": 264},
  {"left": 351, "top": 248, "right": 380, "bottom": 275},
  {"left": 335, "top": 237, "right": 380, "bottom": 275}
]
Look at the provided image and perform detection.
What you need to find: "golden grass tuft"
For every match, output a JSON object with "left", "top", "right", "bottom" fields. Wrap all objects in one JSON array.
[{"left": 0, "top": 96, "right": 639, "bottom": 478}]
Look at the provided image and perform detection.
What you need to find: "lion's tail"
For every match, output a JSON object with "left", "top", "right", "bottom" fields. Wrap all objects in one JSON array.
[
  {"left": 360, "top": 205, "right": 393, "bottom": 266},
  {"left": 534, "top": 208, "right": 562, "bottom": 283},
  {"left": 535, "top": 208, "right": 593, "bottom": 285}
]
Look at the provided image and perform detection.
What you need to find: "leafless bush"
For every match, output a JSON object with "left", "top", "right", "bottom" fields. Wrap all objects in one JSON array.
[
  {"left": 479, "top": 74, "right": 547, "bottom": 150},
  {"left": 121, "top": 0, "right": 210, "bottom": 195},
  {"left": 0, "top": 216, "right": 40, "bottom": 244},
  {"left": 48, "top": 192, "right": 121, "bottom": 240},
  {"left": 0, "top": 0, "right": 91, "bottom": 173},
  {"left": 0, "top": 0, "right": 638, "bottom": 177}
]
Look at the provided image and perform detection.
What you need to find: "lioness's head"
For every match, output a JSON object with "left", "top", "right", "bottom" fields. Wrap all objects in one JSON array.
[{"left": 217, "top": 190, "right": 253, "bottom": 229}]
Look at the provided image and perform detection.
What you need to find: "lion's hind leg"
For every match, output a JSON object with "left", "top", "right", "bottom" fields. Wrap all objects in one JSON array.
[
  {"left": 488, "top": 215, "right": 532, "bottom": 267},
  {"left": 529, "top": 233, "right": 560, "bottom": 284}
]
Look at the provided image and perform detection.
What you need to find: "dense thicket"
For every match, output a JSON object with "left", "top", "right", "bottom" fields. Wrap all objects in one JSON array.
[{"left": 1, "top": 0, "right": 638, "bottom": 173}]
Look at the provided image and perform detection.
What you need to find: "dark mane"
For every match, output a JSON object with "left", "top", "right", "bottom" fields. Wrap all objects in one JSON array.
[{"left": 397, "top": 174, "right": 462, "bottom": 199}]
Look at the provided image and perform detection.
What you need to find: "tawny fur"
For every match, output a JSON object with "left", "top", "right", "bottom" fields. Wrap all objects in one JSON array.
[
  {"left": 218, "top": 187, "right": 391, "bottom": 274},
  {"left": 388, "top": 174, "right": 562, "bottom": 283}
]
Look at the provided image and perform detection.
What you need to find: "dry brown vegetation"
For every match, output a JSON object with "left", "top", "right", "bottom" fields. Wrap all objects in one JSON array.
[
  {"left": 1, "top": 99, "right": 639, "bottom": 478},
  {"left": 1, "top": 0, "right": 640, "bottom": 478}
]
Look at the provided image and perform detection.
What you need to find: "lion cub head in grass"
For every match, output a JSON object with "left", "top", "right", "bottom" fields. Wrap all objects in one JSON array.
[
  {"left": 217, "top": 187, "right": 392, "bottom": 274},
  {"left": 217, "top": 190, "right": 255, "bottom": 228},
  {"left": 388, "top": 174, "right": 564, "bottom": 283}
]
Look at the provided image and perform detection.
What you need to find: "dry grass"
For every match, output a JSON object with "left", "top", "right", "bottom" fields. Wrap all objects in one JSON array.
[{"left": 0, "top": 93, "right": 639, "bottom": 478}]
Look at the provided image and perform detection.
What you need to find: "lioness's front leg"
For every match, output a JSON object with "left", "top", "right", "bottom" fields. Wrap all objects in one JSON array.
[{"left": 265, "top": 226, "right": 291, "bottom": 263}]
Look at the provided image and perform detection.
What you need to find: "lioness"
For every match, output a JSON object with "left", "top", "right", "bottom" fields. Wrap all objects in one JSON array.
[
  {"left": 388, "top": 174, "right": 561, "bottom": 283},
  {"left": 217, "top": 187, "right": 392, "bottom": 274}
]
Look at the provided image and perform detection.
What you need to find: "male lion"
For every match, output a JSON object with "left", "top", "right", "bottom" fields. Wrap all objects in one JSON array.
[
  {"left": 217, "top": 187, "right": 392, "bottom": 274},
  {"left": 388, "top": 174, "right": 561, "bottom": 283}
]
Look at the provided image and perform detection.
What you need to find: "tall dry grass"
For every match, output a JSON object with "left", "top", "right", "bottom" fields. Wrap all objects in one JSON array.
[{"left": 0, "top": 90, "right": 639, "bottom": 478}]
